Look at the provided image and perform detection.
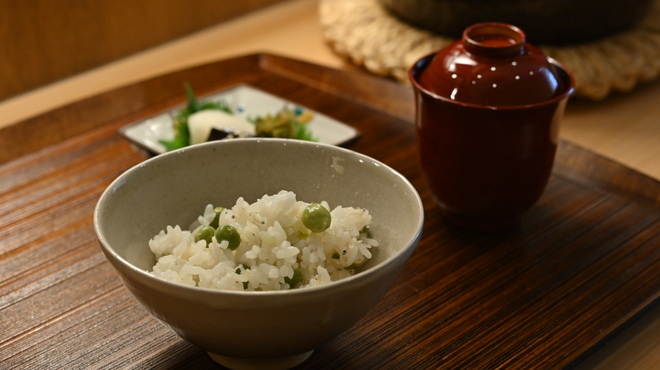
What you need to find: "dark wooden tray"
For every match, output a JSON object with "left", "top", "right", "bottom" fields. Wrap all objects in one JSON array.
[{"left": 1, "top": 53, "right": 658, "bottom": 368}]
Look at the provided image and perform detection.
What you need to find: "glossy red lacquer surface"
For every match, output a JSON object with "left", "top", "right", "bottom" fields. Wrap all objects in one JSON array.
[{"left": 418, "top": 23, "right": 569, "bottom": 107}]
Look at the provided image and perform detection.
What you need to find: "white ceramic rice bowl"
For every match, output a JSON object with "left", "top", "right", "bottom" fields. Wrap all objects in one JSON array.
[{"left": 94, "top": 138, "right": 423, "bottom": 369}]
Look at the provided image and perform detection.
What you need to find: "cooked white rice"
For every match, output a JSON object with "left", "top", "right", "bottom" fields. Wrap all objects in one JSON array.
[{"left": 148, "top": 190, "right": 378, "bottom": 291}]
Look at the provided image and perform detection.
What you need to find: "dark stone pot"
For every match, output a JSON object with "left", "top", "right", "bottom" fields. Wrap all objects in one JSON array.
[{"left": 378, "top": 0, "right": 653, "bottom": 44}]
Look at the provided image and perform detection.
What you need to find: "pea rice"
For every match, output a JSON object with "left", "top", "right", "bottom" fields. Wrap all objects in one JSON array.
[{"left": 148, "top": 190, "right": 378, "bottom": 291}]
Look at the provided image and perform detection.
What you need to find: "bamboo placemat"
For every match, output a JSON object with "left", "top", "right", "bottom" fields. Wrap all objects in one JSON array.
[{"left": 320, "top": 0, "right": 660, "bottom": 100}]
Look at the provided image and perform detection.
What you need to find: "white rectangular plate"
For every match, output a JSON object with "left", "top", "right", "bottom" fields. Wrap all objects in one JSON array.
[{"left": 119, "top": 84, "right": 359, "bottom": 155}]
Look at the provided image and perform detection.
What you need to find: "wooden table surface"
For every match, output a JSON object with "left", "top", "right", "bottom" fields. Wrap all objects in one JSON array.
[
  {"left": 0, "top": 0, "right": 659, "bottom": 368},
  {"left": 1, "top": 53, "right": 659, "bottom": 369}
]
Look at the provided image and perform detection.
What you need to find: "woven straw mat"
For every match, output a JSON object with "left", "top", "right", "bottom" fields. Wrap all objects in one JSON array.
[{"left": 320, "top": 0, "right": 660, "bottom": 100}]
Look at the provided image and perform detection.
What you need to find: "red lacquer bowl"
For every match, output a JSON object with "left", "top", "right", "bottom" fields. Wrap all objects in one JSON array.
[{"left": 409, "top": 23, "right": 574, "bottom": 230}]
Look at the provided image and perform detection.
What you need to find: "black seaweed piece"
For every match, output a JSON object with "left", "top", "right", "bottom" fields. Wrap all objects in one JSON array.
[{"left": 207, "top": 128, "right": 253, "bottom": 142}]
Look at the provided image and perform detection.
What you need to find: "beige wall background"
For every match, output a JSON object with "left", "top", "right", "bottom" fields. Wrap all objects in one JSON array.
[{"left": 0, "top": 0, "right": 287, "bottom": 101}]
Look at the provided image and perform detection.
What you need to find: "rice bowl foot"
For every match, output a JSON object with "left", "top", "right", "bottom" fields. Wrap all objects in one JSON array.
[{"left": 207, "top": 350, "right": 314, "bottom": 369}]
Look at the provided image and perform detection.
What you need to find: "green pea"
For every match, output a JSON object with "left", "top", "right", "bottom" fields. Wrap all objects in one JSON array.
[
  {"left": 302, "top": 203, "right": 331, "bottom": 233},
  {"left": 209, "top": 207, "right": 224, "bottom": 228},
  {"left": 195, "top": 225, "right": 215, "bottom": 244},
  {"left": 284, "top": 268, "right": 303, "bottom": 288},
  {"left": 215, "top": 224, "right": 241, "bottom": 250}
]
